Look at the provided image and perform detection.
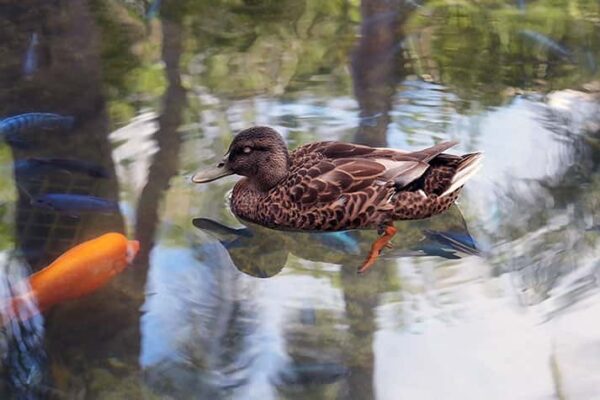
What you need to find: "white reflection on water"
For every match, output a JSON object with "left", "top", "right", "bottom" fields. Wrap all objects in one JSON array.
[
  {"left": 376, "top": 294, "right": 554, "bottom": 399},
  {"left": 141, "top": 241, "right": 346, "bottom": 399},
  {"left": 376, "top": 258, "right": 600, "bottom": 400}
]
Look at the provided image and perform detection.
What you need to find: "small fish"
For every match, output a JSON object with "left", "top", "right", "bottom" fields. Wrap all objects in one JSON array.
[
  {"left": 319, "top": 231, "right": 361, "bottom": 254},
  {"left": 519, "top": 30, "right": 572, "bottom": 60},
  {"left": 2, "top": 233, "right": 139, "bottom": 322},
  {"left": 0, "top": 113, "right": 75, "bottom": 137},
  {"left": 22, "top": 33, "right": 39, "bottom": 78},
  {"left": 423, "top": 230, "right": 481, "bottom": 256},
  {"left": 14, "top": 158, "right": 109, "bottom": 179},
  {"left": 387, "top": 246, "right": 460, "bottom": 259},
  {"left": 386, "top": 230, "right": 480, "bottom": 260},
  {"left": 192, "top": 217, "right": 253, "bottom": 238},
  {"left": 31, "top": 194, "right": 119, "bottom": 215}
]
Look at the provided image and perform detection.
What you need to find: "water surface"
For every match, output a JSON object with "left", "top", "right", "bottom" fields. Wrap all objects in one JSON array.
[{"left": 0, "top": 0, "right": 599, "bottom": 399}]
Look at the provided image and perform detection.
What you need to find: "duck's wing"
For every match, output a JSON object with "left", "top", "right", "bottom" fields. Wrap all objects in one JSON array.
[
  {"left": 291, "top": 158, "right": 418, "bottom": 206},
  {"left": 296, "top": 140, "right": 458, "bottom": 163},
  {"left": 289, "top": 140, "right": 461, "bottom": 207},
  {"left": 293, "top": 140, "right": 460, "bottom": 201}
]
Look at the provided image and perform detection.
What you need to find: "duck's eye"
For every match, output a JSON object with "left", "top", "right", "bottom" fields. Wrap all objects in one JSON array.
[{"left": 243, "top": 146, "right": 252, "bottom": 154}]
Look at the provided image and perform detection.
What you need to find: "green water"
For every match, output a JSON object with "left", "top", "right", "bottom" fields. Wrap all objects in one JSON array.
[{"left": 0, "top": 0, "right": 599, "bottom": 399}]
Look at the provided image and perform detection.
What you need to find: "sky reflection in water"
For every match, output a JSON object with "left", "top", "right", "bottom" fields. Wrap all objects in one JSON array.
[{"left": 0, "top": 0, "right": 599, "bottom": 399}]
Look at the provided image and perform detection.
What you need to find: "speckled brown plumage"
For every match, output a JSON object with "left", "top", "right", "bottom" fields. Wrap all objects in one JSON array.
[
  {"left": 193, "top": 127, "right": 483, "bottom": 232},
  {"left": 230, "top": 151, "right": 466, "bottom": 230}
]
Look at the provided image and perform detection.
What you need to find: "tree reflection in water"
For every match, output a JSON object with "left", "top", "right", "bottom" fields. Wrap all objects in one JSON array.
[{"left": 0, "top": 0, "right": 598, "bottom": 397}]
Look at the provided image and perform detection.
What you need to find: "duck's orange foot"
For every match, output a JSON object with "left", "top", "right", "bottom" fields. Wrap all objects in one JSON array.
[{"left": 357, "top": 225, "right": 397, "bottom": 274}]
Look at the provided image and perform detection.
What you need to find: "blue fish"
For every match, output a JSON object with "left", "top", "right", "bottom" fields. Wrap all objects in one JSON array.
[
  {"left": 422, "top": 230, "right": 481, "bottom": 257},
  {"left": 22, "top": 33, "right": 39, "bottom": 78},
  {"left": 387, "top": 229, "right": 481, "bottom": 260},
  {"left": 192, "top": 218, "right": 253, "bottom": 238},
  {"left": 15, "top": 158, "right": 109, "bottom": 179},
  {"left": 519, "top": 30, "right": 572, "bottom": 60},
  {"left": 31, "top": 194, "right": 119, "bottom": 214},
  {"left": 319, "top": 231, "right": 361, "bottom": 254},
  {"left": 0, "top": 113, "right": 75, "bottom": 137}
]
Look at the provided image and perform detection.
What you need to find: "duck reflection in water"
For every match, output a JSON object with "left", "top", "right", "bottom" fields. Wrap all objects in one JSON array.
[{"left": 192, "top": 205, "right": 480, "bottom": 278}]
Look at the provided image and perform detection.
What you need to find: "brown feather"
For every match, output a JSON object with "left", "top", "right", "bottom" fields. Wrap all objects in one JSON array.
[{"left": 332, "top": 159, "right": 386, "bottom": 179}]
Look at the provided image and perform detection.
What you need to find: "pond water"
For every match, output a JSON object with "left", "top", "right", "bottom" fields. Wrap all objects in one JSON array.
[{"left": 0, "top": 0, "right": 599, "bottom": 399}]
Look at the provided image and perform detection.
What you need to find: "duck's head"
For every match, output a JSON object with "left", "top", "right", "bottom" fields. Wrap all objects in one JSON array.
[{"left": 192, "top": 126, "right": 290, "bottom": 191}]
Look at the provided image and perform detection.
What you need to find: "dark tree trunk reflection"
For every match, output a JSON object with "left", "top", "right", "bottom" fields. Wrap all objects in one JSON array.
[
  {"left": 342, "top": 0, "right": 412, "bottom": 398},
  {"left": 0, "top": 0, "right": 128, "bottom": 398},
  {"left": 133, "top": 17, "right": 185, "bottom": 274},
  {"left": 352, "top": 0, "right": 406, "bottom": 147}
]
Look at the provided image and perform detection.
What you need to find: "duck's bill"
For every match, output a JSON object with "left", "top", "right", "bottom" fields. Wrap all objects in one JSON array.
[{"left": 191, "top": 164, "right": 234, "bottom": 183}]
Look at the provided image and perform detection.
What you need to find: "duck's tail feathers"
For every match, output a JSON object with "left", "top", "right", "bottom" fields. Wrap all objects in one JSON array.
[{"left": 440, "top": 152, "right": 483, "bottom": 197}]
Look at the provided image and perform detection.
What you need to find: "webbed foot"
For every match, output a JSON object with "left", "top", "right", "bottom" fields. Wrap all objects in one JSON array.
[{"left": 358, "top": 225, "right": 397, "bottom": 274}]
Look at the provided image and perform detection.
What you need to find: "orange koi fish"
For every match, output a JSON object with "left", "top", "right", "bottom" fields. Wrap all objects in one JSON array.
[{"left": 2, "top": 233, "right": 139, "bottom": 322}]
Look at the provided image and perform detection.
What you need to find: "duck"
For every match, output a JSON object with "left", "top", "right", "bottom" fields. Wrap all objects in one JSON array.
[{"left": 191, "top": 126, "right": 482, "bottom": 273}]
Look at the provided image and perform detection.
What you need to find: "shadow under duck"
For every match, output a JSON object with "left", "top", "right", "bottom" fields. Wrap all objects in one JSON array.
[{"left": 192, "top": 126, "right": 482, "bottom": 273}]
